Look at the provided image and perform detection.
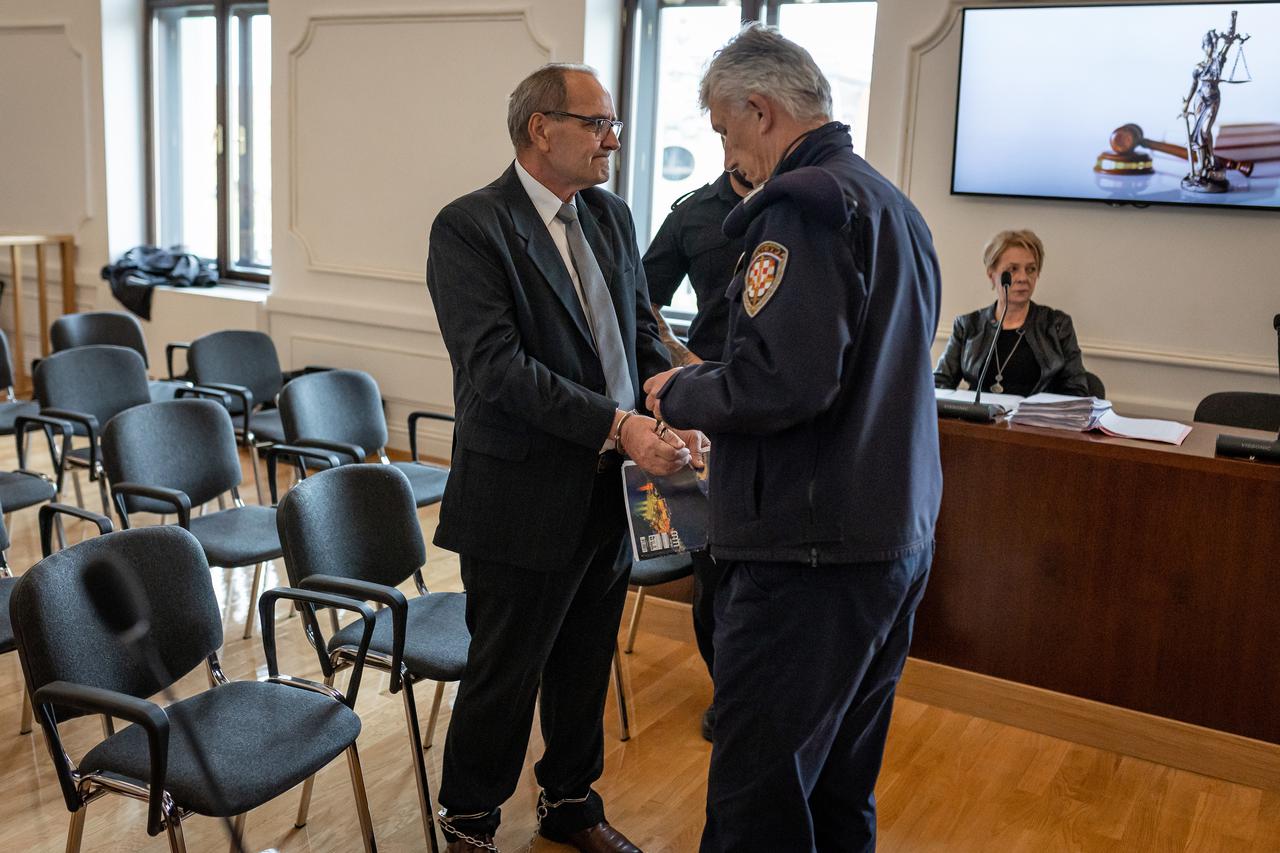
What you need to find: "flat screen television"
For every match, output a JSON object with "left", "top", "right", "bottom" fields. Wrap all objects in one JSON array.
[{"left": 952, "top": 2, "right": 1280, "bottom": 210}]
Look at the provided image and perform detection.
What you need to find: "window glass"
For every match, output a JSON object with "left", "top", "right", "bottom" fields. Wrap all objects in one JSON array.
[
  {"left": 777, "top": 1, "right": 877, "bottom": 156},
  {"left": 152, "top": 5, "right": 217, "bottom": 259},
  {"left": 228, "top": 5, "right": 271, "bottom": 271}
]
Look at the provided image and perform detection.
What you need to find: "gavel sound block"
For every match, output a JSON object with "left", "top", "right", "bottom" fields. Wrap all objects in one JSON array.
[{"left": 1095, "top": 123, "right": 1256, "bottom": 176}]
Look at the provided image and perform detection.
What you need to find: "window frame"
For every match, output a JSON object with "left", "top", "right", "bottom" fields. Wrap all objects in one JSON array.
[{"left": 144, "top": 0, "right": 270, "bottom": 286}]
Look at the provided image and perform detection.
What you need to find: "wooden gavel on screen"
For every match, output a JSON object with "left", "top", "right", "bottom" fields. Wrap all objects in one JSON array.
[{"left": 1110, "top": 123, "right": 1254, "bottom": 176}]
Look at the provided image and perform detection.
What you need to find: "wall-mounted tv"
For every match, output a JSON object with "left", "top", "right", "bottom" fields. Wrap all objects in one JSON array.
[{"left": 952, "top": 2, "right": 1280, "bottom": 211}]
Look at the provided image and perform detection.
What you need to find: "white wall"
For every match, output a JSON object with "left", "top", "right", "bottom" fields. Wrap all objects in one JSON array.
[
  {"left": 869, "top": 0, "right": 1279, "bottom": 418},
  {"left": 0, "top": 0, "right": 109, "bottom": 369},
  {"left": 267, "top": 0, "right": 610, "bottom": 455}
]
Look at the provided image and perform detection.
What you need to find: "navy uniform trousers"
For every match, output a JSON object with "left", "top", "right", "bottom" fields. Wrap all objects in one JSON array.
[
  {"left": 701, "top": 545, "right": 933, "bottom": 853},
  {"left": 438, "top": 462, "right": 630, "bottom": 839}
]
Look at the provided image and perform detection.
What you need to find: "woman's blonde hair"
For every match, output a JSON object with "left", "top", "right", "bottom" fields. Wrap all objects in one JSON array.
[{"left": 982, "top": 230, "right": 1044, "bottom": 274}]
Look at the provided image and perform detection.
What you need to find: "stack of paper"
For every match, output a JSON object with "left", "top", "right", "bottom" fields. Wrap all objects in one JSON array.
[{"left": 1010, "top": 393, "right": 1112, "bottom": 429}]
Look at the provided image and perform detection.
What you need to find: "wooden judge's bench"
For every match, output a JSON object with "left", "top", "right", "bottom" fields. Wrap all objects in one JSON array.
[{"left": 900, "top": 417, "right": 1280, "bottom": 789}]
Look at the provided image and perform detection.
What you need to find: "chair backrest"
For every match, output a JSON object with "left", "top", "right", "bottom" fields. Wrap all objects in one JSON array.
[
  {"left": 101, "top": 399, "right": 244, "bottom": 511},
  {"left": 1084, "top": 371, "right": 1106, "bottom": 400},
  {"left": 51, "top": 311, "right": 150, "bottom": 367},
  {"left": 188, "top": 330, "right": 283, "bottom": 409},
  {"left": 34, "top": 345, "right": 152, "bottom": 426},
  {"left": 0, "top": 328, "right": 16, "bottom": 391},
  {"left": 278, "top": 369, "right": 388, "bottom": 457},
  {"left": 277, "top": 464, "right": 424, "bottom": 590},
  {"left": 11, "top": 526, "right": 221, "bottom": 718},
  {"left": 1194, "top": 391, "right": 1280, "bottom": 432}
]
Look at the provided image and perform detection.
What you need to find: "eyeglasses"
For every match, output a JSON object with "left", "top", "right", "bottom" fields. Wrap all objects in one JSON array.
[{"left": 544, "top": 110, "right": 624, "bottom": 139}]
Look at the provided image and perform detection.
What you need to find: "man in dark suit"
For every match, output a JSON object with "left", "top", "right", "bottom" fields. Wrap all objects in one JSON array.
[{"left": 426, "top": 63, "right": 701, "bottom": 853}]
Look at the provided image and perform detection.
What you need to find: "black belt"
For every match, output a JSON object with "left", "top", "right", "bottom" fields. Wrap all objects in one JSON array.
[{"left": 596, "top": 450, "right": 623, "bottom": 474}]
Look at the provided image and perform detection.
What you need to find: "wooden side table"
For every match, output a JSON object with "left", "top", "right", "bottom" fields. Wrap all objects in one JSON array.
[{"left": 0, "top": 233, "right": 77, "bottom": 393}]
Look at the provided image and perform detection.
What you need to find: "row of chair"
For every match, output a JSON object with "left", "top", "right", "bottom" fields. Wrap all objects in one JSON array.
[{"left": 8, "top": 460, "right": 467, "bottom": 852}]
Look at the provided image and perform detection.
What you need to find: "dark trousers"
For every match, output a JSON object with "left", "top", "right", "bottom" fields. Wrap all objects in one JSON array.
[
  {"left": 438, "top": 468, "right": 631, "bottom": 839},
  {"left": 691, "top": 550, "right": 725, "bottom": 674},
  {"left": 700, "top": 545, "right": 933, "bottom": 853}
]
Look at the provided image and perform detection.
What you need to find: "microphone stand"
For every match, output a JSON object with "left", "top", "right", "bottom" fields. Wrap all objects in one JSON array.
[
  {"left": 1214, "top": 312, "right": 1280, "bottom": 463},
  {"left": 938, "top": 274, "right": 1013, "bottom": 423}
]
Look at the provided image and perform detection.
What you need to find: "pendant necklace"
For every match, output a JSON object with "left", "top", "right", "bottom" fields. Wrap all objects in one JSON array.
[{"left": 990, "top": 328, "right": 1025, "bottom": 394}]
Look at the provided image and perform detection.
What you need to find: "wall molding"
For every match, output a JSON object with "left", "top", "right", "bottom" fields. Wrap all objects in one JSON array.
[
  {"left": 899, "top": 658, "right": 1280, "bottom": 791},
  {"left": 286, "top": 7, "right": 553, "bottom": 283},
  {"left": 0, "top": 22, "right": 95, "bottom": 233},
  {"left": 267, "top": 294, "right": 438, "bottom": 332}
]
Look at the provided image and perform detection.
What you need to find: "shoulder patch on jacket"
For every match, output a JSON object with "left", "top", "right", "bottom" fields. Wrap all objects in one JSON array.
[{"left": 744, "top": 241, "right": 788, "bottom": 317}]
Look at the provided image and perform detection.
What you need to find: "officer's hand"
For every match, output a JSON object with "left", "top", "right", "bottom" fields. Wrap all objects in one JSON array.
[
  {"left": 642, "top": 367, "right": 683, "bottom": 420},
  {"left": 621, "top": 414, "right": 689, "bottom": 477},
  {"left": 671, "top": 428, "right": 708, "bottom": 469}
]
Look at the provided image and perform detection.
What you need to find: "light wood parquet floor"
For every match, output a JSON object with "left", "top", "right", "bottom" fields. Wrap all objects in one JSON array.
[{"left": 0, "top": 445, "right": 1276, "bottom": 852}]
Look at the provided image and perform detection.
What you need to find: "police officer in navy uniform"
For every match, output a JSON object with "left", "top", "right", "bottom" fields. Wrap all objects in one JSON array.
[
  {"left": 644, "top": 25, "right": 943, "bottom": 852},
  {"left": 641, "top": 168, "right": 750, "bottom": 742}
]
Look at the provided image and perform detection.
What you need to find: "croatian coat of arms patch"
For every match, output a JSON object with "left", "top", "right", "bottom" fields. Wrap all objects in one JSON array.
[{"left": 743, "top": 241, "right": 788, "bottom": 317}]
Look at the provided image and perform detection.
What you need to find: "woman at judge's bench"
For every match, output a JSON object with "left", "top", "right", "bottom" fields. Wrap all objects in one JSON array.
[{"left": 933, "top": 229, "right": 1090, "bottom": 398}]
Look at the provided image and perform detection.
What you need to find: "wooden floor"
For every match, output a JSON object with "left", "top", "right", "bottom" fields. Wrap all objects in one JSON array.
[{"left": 0, "top": 446, "right": 1277, "bottom": 852}]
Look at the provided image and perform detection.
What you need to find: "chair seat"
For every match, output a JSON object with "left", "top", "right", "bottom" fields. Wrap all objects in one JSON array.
[
  {"left": 329, "top": 591, "right": 469, "bottom": 682},
  {"left": 248, "top": 409, "right": 285, "bottom": 444},
  {"left": 391, "top": 461, "right": 449, "bottom": 508},
  {"left": 188, "top": 505, "right": 281, "bottom": 567},
  {"left": 80, "top": 680, "right": 360, "bottom": 817},
  {"left": 0, "top": 576, "right": 16, "bottom": 654},
  {"left": 0, "top": 470, "right": 56, "bottom": 512},
  {"left": 0, "top": 400, "right": 39, "bottom": 436},
  {"left": 629, "top": 552, "right": 696, "bottom": 587}
]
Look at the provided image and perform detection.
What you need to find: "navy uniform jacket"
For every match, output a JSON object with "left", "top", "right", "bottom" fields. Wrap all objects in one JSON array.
[
  {"left": 657, "top": 123, "right": 943, "bottom": 565},
  {"left": 426, "top": 164, "right": 670, "bottom": 572},
  {"left": 642, "top": 173, "right": 746, "bottom": 361}
]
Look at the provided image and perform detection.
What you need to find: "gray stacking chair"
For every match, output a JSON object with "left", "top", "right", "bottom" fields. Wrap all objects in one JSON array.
[
  {"left": 268, "top": 368, "right": 451, "bottom": 507},
  {"left": 11, "top": 524, "right": 379, "bottom": 852},
  {"left": 1194, "top": 391, "right": 1280, "bottom": 432},
  {"left": 50, "top": 310, "right": 188, "bottom": 402},
  {"left": 277, "top": 464, "right": 470, "bottom": 853},
  {"left": 102, "top": 399, "right": 292, "bottom": 639},
  {"left": 31, "top": 345, "right": 154, "bottom": 515},
  {"left": 0, "top": 328, "right": 40, "bottom": 437},
  {"left": 185, "top": 330, "right": 288, "bottom": 505},
  {"left": 0, "top": 502, "right": 116, "bottom": 736}
]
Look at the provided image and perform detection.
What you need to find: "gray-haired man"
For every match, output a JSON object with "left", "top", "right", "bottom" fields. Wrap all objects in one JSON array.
[
  {"left": 645, "top": 24, "right": 943, "bottom": 852},
  {"left": 427, "top": 63, "right": 701, "bottom": 852}
]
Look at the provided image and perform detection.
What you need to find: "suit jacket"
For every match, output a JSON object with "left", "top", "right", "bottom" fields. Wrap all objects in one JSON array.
[{"left": 426, "top": 164, "right": 670, "bottom": 572}]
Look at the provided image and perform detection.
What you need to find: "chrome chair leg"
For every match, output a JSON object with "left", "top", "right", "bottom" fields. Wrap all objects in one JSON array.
[
  {"left": 19, "top": 690, "right": 33, "bottom": 735},
  {"left": 101, "top": 716, "right": 116, "bottom": 738},
  {"left": 65, "top": 805, "right": 87, "bottom": 853},
  {"left": 229, "top": 813, "right": 246, "bottom": 853},
  {"left": 249, "top": 443, "right": 265, "bottom": 506},
  {"left": 345, "top": 743, "right": 378, "bottom": 853},
  {"left": 71, "top": 469, "right": 85, "bottom": 509},
  {"left": 53, "top": 513, "right": 67, "bottom": 551},
  {"left": 242, "top": 562, "right": 265, "bottom": 640},
  {"left": 612, "top": 642, "right": 631, "bottom": 742},
  {"left": 217, "top": 494, "right": 227, "bottom": 511},
  {"left": 295, "top": 671, "right": 336, "bottom": 828},
  {"left": 328, "top": 608, "right": 340, "bottom": 636},
  {"left": 402, "top": 680, "right": 440, "bottom": 853},
  {"left": 624, "top": 587, "right": 647, "bottom": 654},
  {"left": 423, "top": 680, "right": 447, "bottom": 749},
  {"left": 96, "top": 471, "right": 111, "bottom": 517},
  {"left": 164, "top": 799, "right": 189, "bottom": 853}
]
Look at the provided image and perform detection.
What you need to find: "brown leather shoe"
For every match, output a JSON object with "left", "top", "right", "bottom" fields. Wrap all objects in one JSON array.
[{"left": 543, "top": 821, "right": 642, "bottom": 853}]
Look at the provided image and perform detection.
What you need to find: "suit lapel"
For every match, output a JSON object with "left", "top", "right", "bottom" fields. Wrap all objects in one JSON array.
[{"left": 502, "top": 168, "right": 595, "bottom": 348}]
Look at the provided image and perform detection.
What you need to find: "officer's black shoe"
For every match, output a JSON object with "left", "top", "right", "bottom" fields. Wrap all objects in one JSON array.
[{"left": 701, "top": 705, "right": 715, "bottom": 743}]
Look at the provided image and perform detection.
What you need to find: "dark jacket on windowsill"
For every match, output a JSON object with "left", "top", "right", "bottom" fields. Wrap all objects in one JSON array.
[{"left": 933, "top": 300, "right": 1090, "bottom": 397}]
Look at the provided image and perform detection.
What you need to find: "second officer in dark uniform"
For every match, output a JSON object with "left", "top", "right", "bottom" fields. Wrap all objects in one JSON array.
[
  {"left": 644, "top": 24, "right": 943, "bottom": 853},
  {"left": 641, "top": 168, "right": 750, "bottom": 742}
]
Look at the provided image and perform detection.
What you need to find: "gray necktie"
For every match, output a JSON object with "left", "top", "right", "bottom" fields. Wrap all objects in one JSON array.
[{"left": 556, "top": 202, "right": 635, "bottom": 409}]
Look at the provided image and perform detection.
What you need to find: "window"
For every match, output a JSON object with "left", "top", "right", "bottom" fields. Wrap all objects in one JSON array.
[
  {"left": 148, "top": 0, "right": 271, "bottom": 283},
  {"left": 622, "top": 0, "right": 877, "bottom": 313}
]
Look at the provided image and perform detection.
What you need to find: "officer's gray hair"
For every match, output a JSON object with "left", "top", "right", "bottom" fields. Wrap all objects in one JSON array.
[
  {"left": 699, "top": 23, "right": 832, "bottom": 122},
  {"left": 508, "top": 63, "right": 598, "bottom": 149}
]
